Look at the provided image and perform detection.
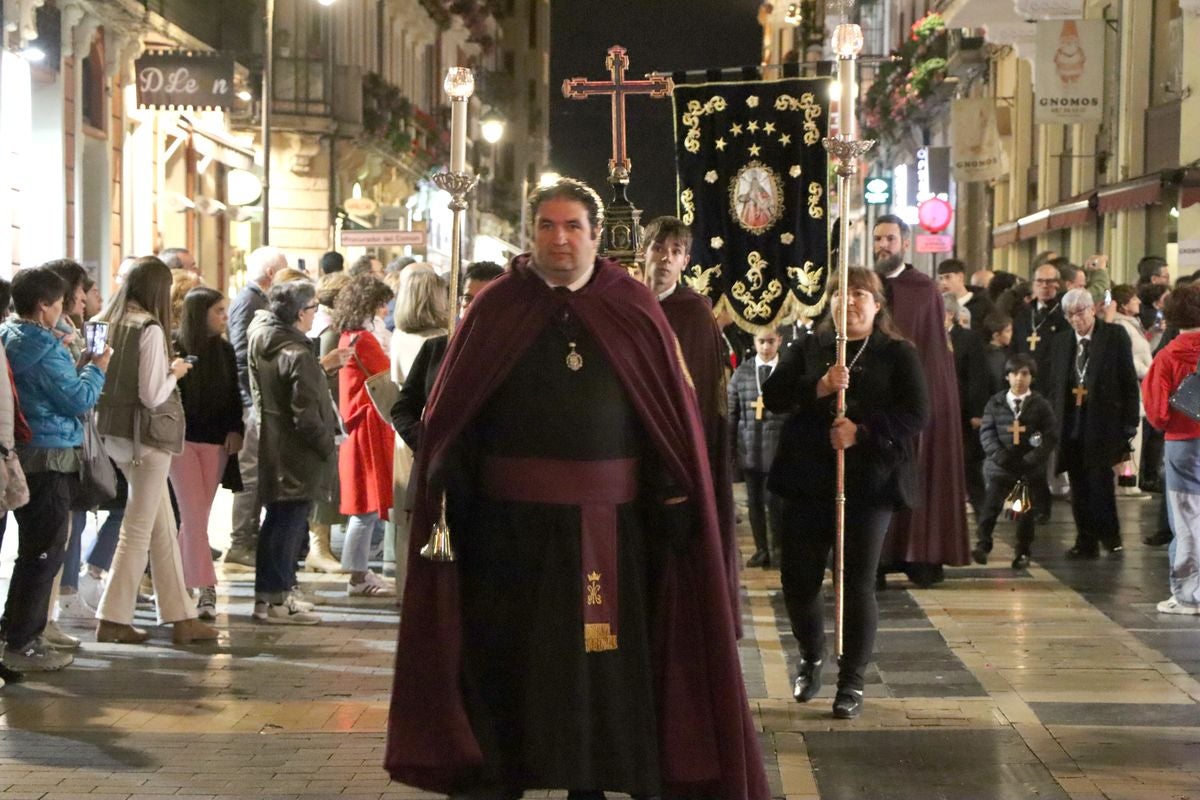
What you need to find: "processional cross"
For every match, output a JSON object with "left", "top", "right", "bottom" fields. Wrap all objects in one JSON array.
[
  {"left": 562, "top": 46, "right": 673, "bottom": 182},
  {"left": 1008, "top": 419, "right": 1026, "bottom": 445}
]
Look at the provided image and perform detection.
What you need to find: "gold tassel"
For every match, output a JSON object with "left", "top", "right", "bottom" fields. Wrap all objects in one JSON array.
[{"left": 584, "top": 623, "right": 618, "bottom": 653}]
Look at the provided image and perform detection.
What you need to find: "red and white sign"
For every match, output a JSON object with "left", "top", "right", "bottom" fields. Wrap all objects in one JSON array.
[
  {"left": 916, "top": 234, "right": 954, "bottom": 254},
  {"left": 918, "top": 197, "right": 954, "bottom": 233},
  {"left": 338, "top": 229, "right": 427, "bottom": 247}
]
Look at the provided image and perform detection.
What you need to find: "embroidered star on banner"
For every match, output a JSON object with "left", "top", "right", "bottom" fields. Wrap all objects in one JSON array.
[
  {"left": 763, "top": 121, "right": 777, "bottom": 134},
  {"left": 746, "top": 95, "right": 760, "bottom": 108},
  {"left": 780, "top": 232, "right": 795, "bottom": 244},
  {"left": 748, "top": 144, "right": 762, "bottom": 156},
  {"left": 747, "top": 120, "right": 760, "bottom": 133},
  {"left": 704, "top": 170, "right": 719, "bottom": 183},
  {"left": 715, "top": 137, "right": 727, "bottom": 151},
  {"left": 730, "top": 123, "right": 743, "bottom": 137},
  {"left": 779, "top": 133, "right": 792, "bottom": 146},
  {"left": 789, "top": 164, "right": 802, "bottom": 178},
  {"left": 710, "top": 236, "right": 724, "bottom": 249}
]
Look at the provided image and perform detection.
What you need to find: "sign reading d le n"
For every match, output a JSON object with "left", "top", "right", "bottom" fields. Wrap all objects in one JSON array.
[{"left": 136, "top": 51, "right": 235, "bottom": 111}]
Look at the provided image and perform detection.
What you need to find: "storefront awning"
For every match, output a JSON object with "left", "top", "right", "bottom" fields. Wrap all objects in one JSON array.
[
  {"left": 1181, "top": 168, "right": 1200, "bottom": 210},
  {"left": 1017, "top": 208, "right": 1050, "bottom": 241},
  {"left": 176, "top": 116, "right": 256, "bottom": 171},
  {"left": 1047, "top": 194, "right": 1095, "bottom": 231},
  {"left": 1096, "top": 174, "right": 1164, "bottom": 215},
  {"left": 992, "top": 221, "right": 1018, "bottom": 248}
]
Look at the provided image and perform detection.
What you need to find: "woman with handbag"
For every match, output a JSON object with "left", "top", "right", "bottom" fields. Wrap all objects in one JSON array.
[
  {"left": 170, "top": 287, "right": 244, "bottom": 620},
  {"left": 93, "top": 257, "right": 217, "bottom": 645},
  {"left": 0, "top": 268, "right": 108, "bottom": 672},
  {"left": 332, "top": 274, "right": 397, "bottom": 597},
  {"left": 1143, "top": 283, "right": 1200, "bottom": 615}
]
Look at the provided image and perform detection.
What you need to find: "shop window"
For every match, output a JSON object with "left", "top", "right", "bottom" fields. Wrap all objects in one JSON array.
[{"left": 81, "top": 34, "right": 106, "bottom": 133}]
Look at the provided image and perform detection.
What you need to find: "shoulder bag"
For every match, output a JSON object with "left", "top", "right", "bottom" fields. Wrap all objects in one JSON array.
[
  {"left": 72, "top": 410, "right": 117, "bottom": 510},
  {"left": 1169, "top": 358, "right": 1200, "bottom": 423},
  {"left": 354, "top": 351, "right": 401, "bottom": 425}
]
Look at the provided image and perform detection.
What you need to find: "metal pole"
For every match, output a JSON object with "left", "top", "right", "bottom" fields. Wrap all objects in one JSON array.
[
  {"left": 824, "top": 23, "right": 874, "bottom": 661},
  {"left": 261, "top": 0, "right": 274, "bottom": 246}
]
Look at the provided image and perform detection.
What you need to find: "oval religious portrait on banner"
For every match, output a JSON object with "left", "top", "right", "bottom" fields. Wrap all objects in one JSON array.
[{"left": 729, "top": 161, "right": 783, "bottom": 235}]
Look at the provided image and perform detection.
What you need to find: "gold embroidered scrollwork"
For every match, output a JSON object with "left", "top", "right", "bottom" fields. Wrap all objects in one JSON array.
[
  {"left": 683, "top": 263, "right": 721, "bottom": 296},
  {"left": 774, "top": 92, "right": 823, "bottom": 145},
  {"left": 732, "top": 279, "right": 784, "bottom": 321},
  {"left": 586, "top": 571, "right": 603, "bottom": 605},
  {"left": 681, "top": 96, "right": 728, "bottom": 154},
  {"left": 680, "top": 189, "right": 695, "bottom": 225},
  {"left": 786, "top": 262, "right": 824, "bottom": 297},
  {"left": 808, "top": 182, "right": 824, "bottom": 219},
  {"left": 745, "top": 251, "right": 767, "bottom": 291}
]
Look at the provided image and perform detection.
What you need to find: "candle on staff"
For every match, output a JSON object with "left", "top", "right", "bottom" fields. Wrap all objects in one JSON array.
[{"left": 444, "top": 67, "right": 475, "bottom": 174}]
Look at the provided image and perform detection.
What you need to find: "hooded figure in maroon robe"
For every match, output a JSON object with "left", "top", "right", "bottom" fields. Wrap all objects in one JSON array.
[
  {"left": 872, "top": 215, "right": 970, "bottom": 583},
  {"left": 644, "top": 216, "right": 740, "bottom": 635},
  {"left": 385, "top": 181, "right": 767, "bottom": 800}
]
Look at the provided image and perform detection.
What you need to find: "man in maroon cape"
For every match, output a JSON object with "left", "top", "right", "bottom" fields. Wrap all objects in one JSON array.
[
  {"left": 872, "top": 215, "right": 970, "bottom": 585},
  {"left": 642, "top": 215, "right": 740, "bottom": 635},
  {"left": 385, "top": 179, "right": 767, "bottom": 800}
]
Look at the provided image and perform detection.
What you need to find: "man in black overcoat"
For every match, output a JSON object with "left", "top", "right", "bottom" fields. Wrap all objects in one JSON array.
[{"left": 1045, "top": 288, "right": 1140, "bottom": 558}]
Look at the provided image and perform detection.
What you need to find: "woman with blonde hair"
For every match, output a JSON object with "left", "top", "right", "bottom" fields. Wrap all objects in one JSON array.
[
  {"left": 386, "top": 263, "right": 448, "bottom": 581},
  {"left": 169, "top": 269, "right": 202, "bottom": 333},
  {"left": 94, "top": 256, "right": 217, "bottom": 645}
]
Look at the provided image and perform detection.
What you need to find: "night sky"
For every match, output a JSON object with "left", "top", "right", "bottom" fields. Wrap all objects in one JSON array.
[{"left": 549, "top": 0, "right": 764, "bottom": 220}]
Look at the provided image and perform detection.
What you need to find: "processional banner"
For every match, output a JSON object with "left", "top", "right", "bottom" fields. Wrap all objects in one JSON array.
[{"left": 672, "top": 78, "right": 831, "bottom": 331}]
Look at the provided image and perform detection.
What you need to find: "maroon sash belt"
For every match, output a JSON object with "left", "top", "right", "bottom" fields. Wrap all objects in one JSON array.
[{"left": 480, "top": 455, "right": 639, "bottom": 654}]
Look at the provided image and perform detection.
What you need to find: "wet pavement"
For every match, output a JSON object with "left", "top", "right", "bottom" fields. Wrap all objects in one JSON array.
[{"left": 0, "top": 489, "right": 1194, "bottom": 799}]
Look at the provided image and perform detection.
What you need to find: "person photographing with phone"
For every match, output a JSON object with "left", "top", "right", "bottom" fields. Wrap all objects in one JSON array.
[
  {"left": 169, "top": 288, "right": 244, "bottom": 621},
  {"left": 93, "top": 256, "right": 217, "bottom": 646}
]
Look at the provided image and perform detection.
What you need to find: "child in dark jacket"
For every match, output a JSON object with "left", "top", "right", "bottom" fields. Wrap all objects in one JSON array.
[
  {"left": 972, "top": 353, "right": 1058, "bottom": 568},
  {"left": 728, "top": 326, "right": 787, "bottom": 568}
]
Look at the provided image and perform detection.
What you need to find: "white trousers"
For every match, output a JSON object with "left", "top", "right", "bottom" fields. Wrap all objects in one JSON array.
[{"left": 96, "top": 447, "right": 195, "bottom": 626}]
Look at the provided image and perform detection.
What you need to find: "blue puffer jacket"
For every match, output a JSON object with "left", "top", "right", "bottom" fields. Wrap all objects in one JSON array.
[{"left": 0, "top": 319, "right": 106, "bottom": 448}]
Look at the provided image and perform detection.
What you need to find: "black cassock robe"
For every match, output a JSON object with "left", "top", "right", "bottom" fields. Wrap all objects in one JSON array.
[{"left": 458, "top": 310, "right": 662, "bottom": 794}]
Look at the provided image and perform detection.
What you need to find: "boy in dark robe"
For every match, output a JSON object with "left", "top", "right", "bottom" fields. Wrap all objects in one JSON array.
[{"left": 386, "top": 180, "right": 767, "bottom": 800}]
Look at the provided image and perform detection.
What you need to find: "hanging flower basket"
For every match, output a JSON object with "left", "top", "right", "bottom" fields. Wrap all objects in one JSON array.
[{"left": 862, "top": 13, "right": 949, "bottom": 148}]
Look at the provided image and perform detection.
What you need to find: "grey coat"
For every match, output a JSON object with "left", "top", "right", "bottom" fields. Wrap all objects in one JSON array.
[{"left": 728, "top": 358, "right": 786, "bottom": 472}]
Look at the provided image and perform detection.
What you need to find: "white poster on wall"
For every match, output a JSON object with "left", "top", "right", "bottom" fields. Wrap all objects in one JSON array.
[
  {"left": 1179, "top": 240, "right": 1200, "bottom": 270},
  {"left": 1035, "top": 19, "right": 1105, "bottom": 124},
  {"left": 951, "top": 98, "right": 1006, "bottom": 183}
]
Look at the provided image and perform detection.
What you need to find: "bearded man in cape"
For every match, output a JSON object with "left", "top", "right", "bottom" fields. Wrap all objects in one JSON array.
[{"left": 385, "top": 178, "right": 767, "bottom": 800}]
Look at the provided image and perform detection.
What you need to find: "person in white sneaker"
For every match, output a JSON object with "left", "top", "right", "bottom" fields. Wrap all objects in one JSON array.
[
  {"left": 1143, "top": 283, "right": 1200, "bottom": 615},
  {"left": 248, "top": 280, "right": 338, "bottom": 625}
]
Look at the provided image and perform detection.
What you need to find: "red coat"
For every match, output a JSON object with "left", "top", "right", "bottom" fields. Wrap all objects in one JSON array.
[
  {"left": 338, "top": 330, "right": 394, "bottom": 517},
  {"left": 1144, "top": 331, "right": 1200, "bottom": 440}
]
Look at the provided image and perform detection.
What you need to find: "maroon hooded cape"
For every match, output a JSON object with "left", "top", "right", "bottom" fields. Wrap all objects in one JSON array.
[
  {"left": 384, "top": 256, "right": 768, "bottom": 799},
  {"left": 883, "top": 266, "right": 970, "bottom": 566},
  {"left": 660, "top": 284, "right": 740, "bottom": 636}
]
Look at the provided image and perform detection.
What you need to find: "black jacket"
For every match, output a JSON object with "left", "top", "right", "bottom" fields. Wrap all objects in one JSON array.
[
  {"left": 950, "top": 324, "right": 990, "bottom": 424},
  {"left": 1012, "top": 298, "right": 1067, "bottom": 366},
  {"left": 963, "top": 287, "right": 994, "bottom": 332},
  {"left": 248, "top": 312, "right": 338, "bottom": 503},
  {"left": 1045, "top": 319, "right": 1140, "bottom": 468},
  {"left": 762, "top": 329, "right": 929, "bottom": 509},
  {"left": 228, "top": 282, "right": 268, "bottom": 407},
  {"left": 978, "top": 390, "right": 1058, "bottom": 479},
  {"left": 175, "top": 336, "right": 244, "bottom": 445},
  {"left": 391, "top": 334, "right": 448, "bottom": 450}
]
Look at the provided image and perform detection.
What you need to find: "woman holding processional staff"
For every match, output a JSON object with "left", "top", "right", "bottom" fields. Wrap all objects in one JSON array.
[{"left": 763, "top": 267, "right": 929, "bottom": 719}]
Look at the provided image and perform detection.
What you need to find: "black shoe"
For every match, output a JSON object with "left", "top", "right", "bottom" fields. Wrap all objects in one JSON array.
[
  {"left": 1106, "top": 544, "right": 1124, "bottom": 559},
  {"left": 1011, "top": 553, "right": 1031, "bottom": 570},
  {"left": 1143, "top": 530, "right": 1173, "bottom": 546},
  {"left": 793, "top": 658, "right": 823, "bottom": 703},
  {"left": 0, "top": 660, "right": 24, "bottom": 684},
  {"left": 832, "top": 689, "right": 863, "bottom": 719},
  {"left": 971, "top": 546, "right": 989, "bottom": 565},
  {"left": 745, "top": 550, "right": 769, "bottom": 569},
  {"left": 1065, "top": 545, "right": 1099, "bottom": 560}
]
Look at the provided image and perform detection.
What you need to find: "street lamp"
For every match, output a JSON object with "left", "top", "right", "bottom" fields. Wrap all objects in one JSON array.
[
  {"left": 480, "top": 108, "right": 506, "bottom": 145},
  {"left": 261, "top": 0, "right": 339, "bottom": 246}
]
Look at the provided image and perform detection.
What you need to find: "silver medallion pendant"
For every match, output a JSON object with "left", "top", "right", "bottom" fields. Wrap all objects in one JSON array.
[{"left": 566, "top": 342, "right": 584, "bottom": 371}]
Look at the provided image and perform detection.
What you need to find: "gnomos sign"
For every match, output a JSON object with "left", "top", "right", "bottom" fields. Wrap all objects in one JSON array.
[{"left": 136, "top": 51, "right": 236, "bottom": 111}]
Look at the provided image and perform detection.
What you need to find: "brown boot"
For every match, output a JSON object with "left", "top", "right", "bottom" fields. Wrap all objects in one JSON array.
[
  {"left": 304, "top": 523, "right": 346, "bottom": 573},
  {"left": 96, "top": 620, "right": 150, "bottom": 644},
  {"left": 172, "top": 617, "right": 219, "bottom": 645}
]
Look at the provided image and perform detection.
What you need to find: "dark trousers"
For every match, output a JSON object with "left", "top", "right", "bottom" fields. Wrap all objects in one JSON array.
[
  {"left": 3, "top": 471, "right": 74, "bottom": 650},
  {"left": 254, "top": 500, "right": 312, "bottom": 602},
  {"left": 1063, "top": 441, "right": 1120, "bottom": 551},
  {"left": 779, "top": 496, "right": 892, "bottom": 691},
  {"left": 744, "top": 469, "right": 783, "bottom": 563},
  {"left": 964, "top": 425, "right": 986, "bottom": 513},
  {"left": 975, "top": 469, "right": 1035, "bottom": 554}
]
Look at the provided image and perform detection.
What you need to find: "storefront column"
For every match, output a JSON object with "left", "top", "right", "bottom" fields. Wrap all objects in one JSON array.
[{"left": 1180, "top": 0, "right": 1200, "bottom": 267}]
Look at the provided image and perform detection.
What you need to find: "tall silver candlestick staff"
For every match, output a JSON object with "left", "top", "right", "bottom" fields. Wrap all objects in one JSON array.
[
  {"left": 422, "top": 67, "right": 480, "bottom": 562},
  {"left": 823, "top": 22, "right": 874, "bottom": 656}
]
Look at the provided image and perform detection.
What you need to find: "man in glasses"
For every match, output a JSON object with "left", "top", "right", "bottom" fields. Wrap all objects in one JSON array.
[{"left": 1013, "top": 262, "right": 1068, "bottom": 360}]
